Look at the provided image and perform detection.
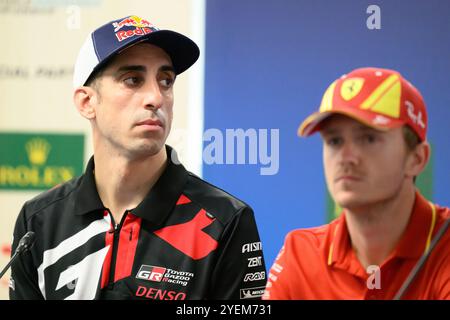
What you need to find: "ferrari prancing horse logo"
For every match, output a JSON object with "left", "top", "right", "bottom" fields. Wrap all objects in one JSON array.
[{"left": 340, "top": 78, "right": 365, "bottom": 101}]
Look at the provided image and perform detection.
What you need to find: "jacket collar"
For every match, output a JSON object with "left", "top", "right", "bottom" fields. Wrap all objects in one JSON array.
[
  {"left": 73, "top": 145, "right": 188, "bottom": 228},
  {"left": 328, "top": 191, "right": 436, "bottom": 274}
]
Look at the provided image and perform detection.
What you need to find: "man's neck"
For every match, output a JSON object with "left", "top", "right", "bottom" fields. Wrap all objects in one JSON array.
[
  {"left": 93, "top": 147, "right": 168, "bottom": 224},
  {"left": 344, "top": 184, "right": 416, "bottom": 269}
]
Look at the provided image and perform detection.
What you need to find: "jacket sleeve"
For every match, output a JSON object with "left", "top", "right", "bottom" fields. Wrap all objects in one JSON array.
[
  {"left": 208, "top": 206, "right": 267, "bottom": 300},
  {"left": 9, "top": 204, "right": 44, "bottom": 300},
  {"left": 263, "top": 232, "right": 295, "bottom": 300}
]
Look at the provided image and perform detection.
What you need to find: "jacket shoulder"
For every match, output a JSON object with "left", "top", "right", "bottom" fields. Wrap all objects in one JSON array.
[
  {"left": 284, "top": 221, "right": 335, "bottom": 250},
  {"left": 184, "top": 172, "right": 252, "bottom": 225},
  {"left": 21, "top": 176, "right": 82, "bottom": 220}
]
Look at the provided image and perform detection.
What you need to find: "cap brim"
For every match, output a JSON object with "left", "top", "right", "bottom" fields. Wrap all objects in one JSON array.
[
  {"left": 297, "top": 107, "right": 405, "bottom": 137},
  {"left": 92, "top": 29, "right": 199, "bottom": 79},
  {"left": 141, "top": 30, "right": 200, "bottom": 75}
]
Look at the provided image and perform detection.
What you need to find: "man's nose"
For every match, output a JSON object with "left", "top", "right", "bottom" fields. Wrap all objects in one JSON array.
[
  {"left": 143, "top": 80, "right": 163, "bottom": 110},
  {"left": 339, "top": 141, "right": 360, "bottom": 166}
]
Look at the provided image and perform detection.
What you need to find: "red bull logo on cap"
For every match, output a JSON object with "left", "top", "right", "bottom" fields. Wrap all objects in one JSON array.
[
  {"left": 113, "top": 15, "right": 155, "bottom": 32},
  {"left": 112, "top": 15, "right": 158, "bottom": 42}
]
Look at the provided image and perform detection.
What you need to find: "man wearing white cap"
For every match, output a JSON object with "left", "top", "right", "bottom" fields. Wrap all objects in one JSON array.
[{"left": 9, "top": 15, "right": 266, "bottom": 300}]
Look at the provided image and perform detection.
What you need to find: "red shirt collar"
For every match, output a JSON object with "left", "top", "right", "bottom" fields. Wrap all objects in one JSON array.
[{"left": 328, "top": 191, "right": 436, "bottom": 273}]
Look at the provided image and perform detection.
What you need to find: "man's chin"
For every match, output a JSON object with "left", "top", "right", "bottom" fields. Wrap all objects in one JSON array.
[
  {"left": 127, "top": 142, "right": 165, "bottom": 159},
  {"left": 333, "top": 191, "right": 368, "bottom": 211}
]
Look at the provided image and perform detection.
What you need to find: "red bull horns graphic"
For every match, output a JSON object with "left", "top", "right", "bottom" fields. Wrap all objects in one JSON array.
[{"left": 112, "top": 16, "right": 157, "bottom": 42}]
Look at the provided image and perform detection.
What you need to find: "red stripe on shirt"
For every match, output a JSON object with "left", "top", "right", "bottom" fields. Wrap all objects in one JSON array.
[
  {"left": 176, "top": 194, "right": 191, "bottom": 205},
  {"left": 114, "top": 214, "right": 142, "bottom": 282},
  {"left": 154, "top": 209, "right": 217, "bottom": 260}
]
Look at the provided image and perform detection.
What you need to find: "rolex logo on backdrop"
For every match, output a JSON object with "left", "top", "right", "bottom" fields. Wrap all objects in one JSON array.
[
  {"left": 0, "top": 133, "right": 85, "bottom": 190},
  {"left": 26, "top": 138, "right": 51, "bottom": 166}
]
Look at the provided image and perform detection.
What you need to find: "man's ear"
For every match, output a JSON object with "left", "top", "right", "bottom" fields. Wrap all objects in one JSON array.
[
  {"left": 73, "top": 86, "right": 98, "bottom": 120},
  {"left": 406, "top": 141, "right": 430, "bottom": 178}
]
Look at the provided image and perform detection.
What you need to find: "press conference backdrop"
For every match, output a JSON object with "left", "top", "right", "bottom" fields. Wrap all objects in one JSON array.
[{"left": 203, "top": 0, "right": 450, "bottom": 268}]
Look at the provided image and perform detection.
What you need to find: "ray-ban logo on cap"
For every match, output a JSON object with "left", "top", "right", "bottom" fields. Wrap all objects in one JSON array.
[{"left": 405, "top": 101, "right": 425, "bottom": 129}]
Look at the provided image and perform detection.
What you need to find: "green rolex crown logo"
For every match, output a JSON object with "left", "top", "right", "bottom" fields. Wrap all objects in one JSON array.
[{"left": 25, "top": 138, "right": 51, "bottom": 166}]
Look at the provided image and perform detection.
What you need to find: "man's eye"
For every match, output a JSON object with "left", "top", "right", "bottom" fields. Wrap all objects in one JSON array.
[
  {"left": 159, "top": 77, "right": 175, "bottom": 88},
  {"left": 123, "top": 76, "right": 143, "bottom": 86},
  {"left": 361, "top": 134, "right": 376, "bottom": 144},
  {"left": 327, "top": 137, "right": 342, "bottom": 146}
]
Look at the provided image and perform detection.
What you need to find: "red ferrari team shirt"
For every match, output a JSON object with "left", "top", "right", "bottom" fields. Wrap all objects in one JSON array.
[{"left": 264, "top": 191, "right": 450, "bottom": 300}]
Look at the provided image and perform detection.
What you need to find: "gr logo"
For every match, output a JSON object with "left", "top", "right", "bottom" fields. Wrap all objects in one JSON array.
[{"left": 136, "top": 265, "right": 167, "bottom": 282}]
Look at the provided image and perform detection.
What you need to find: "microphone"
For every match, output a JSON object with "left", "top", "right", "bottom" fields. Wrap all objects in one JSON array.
[
  {"left": 0, "top": 231, "right": 36, "bottom": 280},
  {"left": 393, "top": 218, "right": 450, "bottom": 300}
]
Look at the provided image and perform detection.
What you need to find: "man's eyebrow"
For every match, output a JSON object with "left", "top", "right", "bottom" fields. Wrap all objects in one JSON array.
[
  {"left": 320, "top": 127, "right": 340, "bottom": 136},
  {"left": 115, "top": 65, "right": 147, "bottom": 75},
  {"left": 355, "top": 125, "right": 382, "bottom": 133},
  {"left": 113, "top": 64, "right": 175, "bottom": 76},
  {"left": 160, "top": 65, "right": 176, "bottom": 75}
]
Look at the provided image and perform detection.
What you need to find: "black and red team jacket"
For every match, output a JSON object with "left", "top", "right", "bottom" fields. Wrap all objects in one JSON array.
[{"left": 10, "top": 146, "right": 267, "bottom": 300}]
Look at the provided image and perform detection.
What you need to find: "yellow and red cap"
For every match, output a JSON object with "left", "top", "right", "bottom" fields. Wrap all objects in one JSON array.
[{"left": 298, "top": 67, "right": 427, "bottom": 141}]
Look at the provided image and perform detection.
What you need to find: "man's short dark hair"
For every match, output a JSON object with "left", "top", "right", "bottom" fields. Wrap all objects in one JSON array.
[
  {"left": 402, "top": 125, "right": 421, "bottom": 151},
  {"left": 84, "top": 67, "right": 105, "bottom": 89},
  {"left": 402, "top": 125, "right": 422, "bottom": 183}
]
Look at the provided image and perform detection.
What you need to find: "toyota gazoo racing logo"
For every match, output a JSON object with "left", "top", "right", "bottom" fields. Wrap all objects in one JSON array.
[
  {"left": 136, "top": 265, "right": 194, "bottom": 287},
  {"left": 112, "top": 15, "right": 158, "bottom": 42},
  {"left": 136, "top": 265, "right": 166, "bottom": 282}
]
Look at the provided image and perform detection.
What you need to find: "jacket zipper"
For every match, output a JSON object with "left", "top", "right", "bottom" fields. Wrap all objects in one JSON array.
[{"left": 107, "top": 211, "right": 129, "bottom": 290}]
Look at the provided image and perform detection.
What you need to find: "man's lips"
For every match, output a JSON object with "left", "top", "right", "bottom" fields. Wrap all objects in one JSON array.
[
  {"left": 335, "top": 175, "right": 362, "bottom": 182},
  {"left": 136, "top": 119, "right": 163, "bottom": 127}
]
